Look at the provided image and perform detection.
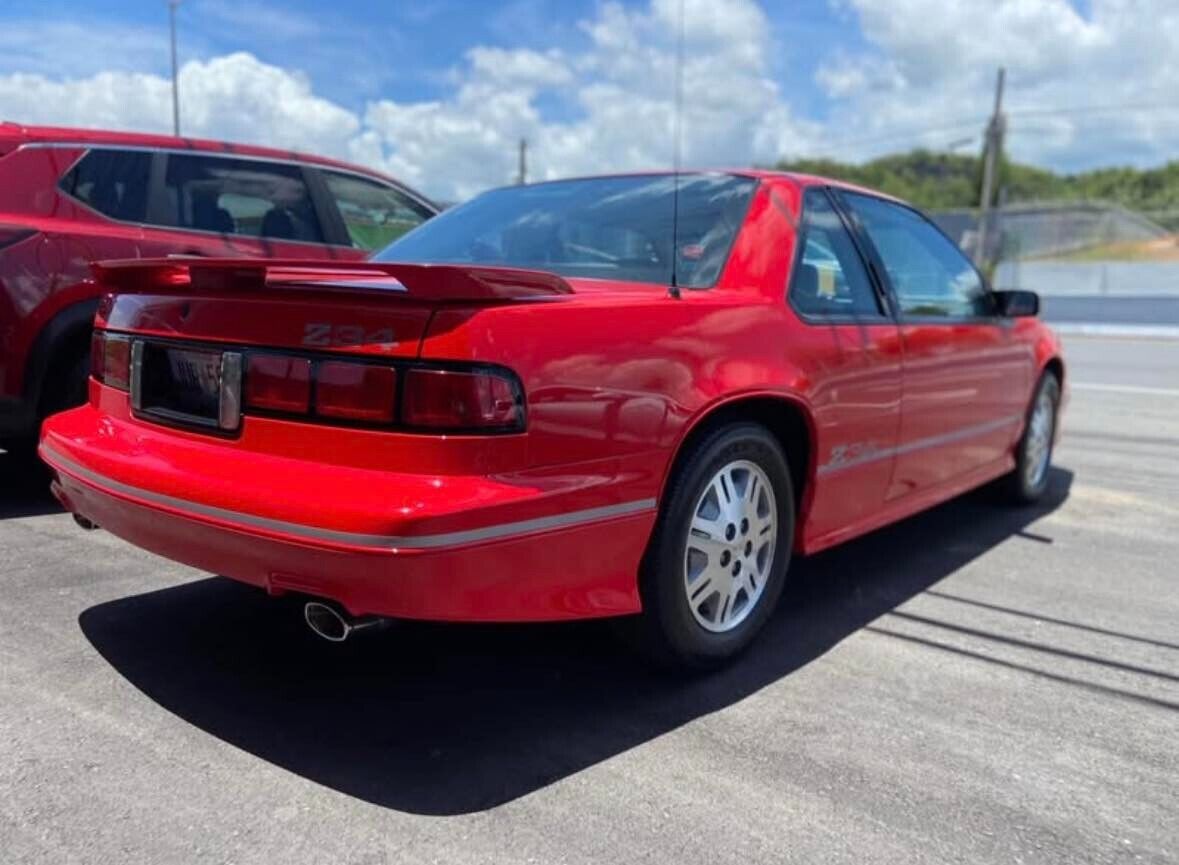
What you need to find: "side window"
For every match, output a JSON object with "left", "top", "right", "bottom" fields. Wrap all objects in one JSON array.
[
  {"left": 58, "top": 149, "right": 151, "bottom": 222},
  {"left": 842, "top": 192, "right": 991, "bottom": 318},
  {"left": 157, "top": 155, "right": 324, "bottom": 244},
  {"left": 790, "top": 188, "right": 881, "bottom": 318},
  {"left": 320, "top": 171, "right": 432, "bottom": 250}
]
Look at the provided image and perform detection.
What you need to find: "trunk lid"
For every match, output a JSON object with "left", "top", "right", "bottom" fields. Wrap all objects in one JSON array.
[{"left": 94, "top": 258, "right": 574, "bottom": 359}]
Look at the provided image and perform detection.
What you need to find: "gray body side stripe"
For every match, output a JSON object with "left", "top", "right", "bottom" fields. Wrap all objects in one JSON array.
[
  {"left": 817, "top": 413, "right": 1023, "bottom": 477},
  {"left": 41, "top": 444, "right": 656, "bottom": 550}
]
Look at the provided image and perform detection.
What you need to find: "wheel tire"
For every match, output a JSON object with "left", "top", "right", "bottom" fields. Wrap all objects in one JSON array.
[
  {"left": 1006, "top": 372, "right": 1060, "bottom": 504},
  {"left": 634, "top": 422, "right": 795, "bottom": 670}
]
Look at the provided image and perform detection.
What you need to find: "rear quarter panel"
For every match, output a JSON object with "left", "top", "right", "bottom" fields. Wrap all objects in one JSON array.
[{"left": 417, "top": 179, "right": 818, "bottom": 535}]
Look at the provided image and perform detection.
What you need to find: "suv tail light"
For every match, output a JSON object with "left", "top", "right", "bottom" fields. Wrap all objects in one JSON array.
[
  {"left": 90, "top": 331, "right": 131, "bottom": 390},
  {"left": 239, "top": 352, "right": 524, "bottom": 433}
]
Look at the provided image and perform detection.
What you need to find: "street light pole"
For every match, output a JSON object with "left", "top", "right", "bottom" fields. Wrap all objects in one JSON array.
[{"left": 169, "top": 0, "right": 181, "bottom": 136}]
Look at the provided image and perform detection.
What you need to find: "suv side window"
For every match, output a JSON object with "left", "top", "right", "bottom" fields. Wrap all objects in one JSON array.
[
  {"left": 842, "top": 192, "right": 991, "bottom": 318},
  {"left": 58, "top": 149, "right": 152, "bottom": 222},
  {"left": 790, "top": 188, "right": 881, "bottom": 318},
  {"left": 320, "top": 171, "right": 432, "bottom": 250},
  {"left": 157, "top": 154, "right": 325, "bottom": 244}
]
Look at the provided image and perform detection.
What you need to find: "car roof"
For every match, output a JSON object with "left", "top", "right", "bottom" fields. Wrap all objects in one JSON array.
[
  {"left": 0, "top": 121, "right": 400, "bottom": 186},
  {"left": 743, "top": 168, "right": 909, "bottom": 205}
]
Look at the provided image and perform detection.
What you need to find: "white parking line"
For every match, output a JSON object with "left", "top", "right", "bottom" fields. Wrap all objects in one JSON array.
[
  {"left": 1072, "top": 382, "right": 1179, "bottom": 397},
  {"left": 1053, "top": 323, "right": 1179, "bottom": 340}
]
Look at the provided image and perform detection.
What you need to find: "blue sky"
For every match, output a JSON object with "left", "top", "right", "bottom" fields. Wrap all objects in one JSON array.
[
  {"left": 2, "top": 1, "right": 1175, "bottom": 200},
  {"left": 8, "top": 1, "right": 864, "bottom": 117}
]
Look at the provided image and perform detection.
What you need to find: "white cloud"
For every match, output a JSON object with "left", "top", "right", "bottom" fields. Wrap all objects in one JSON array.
[
  {"left": 819, "top": 0, "right": 1179, "bottom": 170},
  {"left": 1, "top": 0, "right": 1178, "bottom": 201},
  {"left": 0, "top": 53, "right": 358, "bottom": 160},
  {"left": 0, "top": 0, "right": 817, "bottom": 200},
  {"left": 466, "top": 47, "right": 572, "bottom": 88},
  {"left": 361, "top": 0, "right": 818, "bottom": 197}
]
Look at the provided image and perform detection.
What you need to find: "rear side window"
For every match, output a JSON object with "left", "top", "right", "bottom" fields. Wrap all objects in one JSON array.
[
  {"left": 842, "top": 192, "right": 991, "bottom": 318},
  {"left": 790, "top": 189, "right": 881, "bottom": 318},
  {"left": 321, "top": 171, "right": 432, "bottom": 250},
  {"left": 59, "top": 149, "right": 151, "bottom": 222},
  {"left": 158, "top": 154, "right": 324, "bottom": 244}
]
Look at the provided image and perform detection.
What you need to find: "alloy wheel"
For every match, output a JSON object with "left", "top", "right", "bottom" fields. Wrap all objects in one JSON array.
[{"left": 682, "top": 459, "right": 777, "bottom": 633}]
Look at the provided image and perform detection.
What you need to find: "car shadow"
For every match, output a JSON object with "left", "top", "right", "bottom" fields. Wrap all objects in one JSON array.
[
  {"left": 0, "top": 448, "right": 60, "bottom": 519},
  {"left": 79, "top": 467, "right": 1073, "bottom": 816}
]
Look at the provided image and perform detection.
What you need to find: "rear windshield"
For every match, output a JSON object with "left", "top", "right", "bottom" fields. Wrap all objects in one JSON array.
[{"left": 373, "top": 173, "right": 757, "bottom": 288}]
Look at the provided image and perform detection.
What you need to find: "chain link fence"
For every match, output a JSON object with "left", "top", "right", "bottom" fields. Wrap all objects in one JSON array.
[{"left": 931, "top": 202, "right": 1179, "bottom": 327}]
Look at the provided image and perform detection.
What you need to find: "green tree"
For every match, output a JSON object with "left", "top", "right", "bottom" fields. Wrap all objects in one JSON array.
[{"left": 772, "top": 149, "right": 1179, "bottom": 218}]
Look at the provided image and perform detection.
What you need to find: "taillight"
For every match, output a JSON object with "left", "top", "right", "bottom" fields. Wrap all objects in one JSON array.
[
  {"left": 239, "top": 351, "right": 524, "bottom": 433},
  {"left": 316, "top": 362, "right": 396, "bottom": 422},
  {"left": 90, "top": 331, "right": 131, "bottom": 391},
  {"left": 244, "top": 355, "right": 311, "bottom": 413},
  {"left": 402, "top": 367, "right": 524, "bottom": 431}
]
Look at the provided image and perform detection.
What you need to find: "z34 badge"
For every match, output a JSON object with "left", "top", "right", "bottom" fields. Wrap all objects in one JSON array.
[{"left": 302, "top": 323, "right": 398, "bottom": 350}]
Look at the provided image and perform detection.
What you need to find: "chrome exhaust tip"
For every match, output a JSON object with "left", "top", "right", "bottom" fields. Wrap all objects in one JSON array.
[
  {"left": 72, "top": 513, "right": 98, "bottom": 531},
  {"left": 303, "top": 601, "right": 386, "bottom": 643}
]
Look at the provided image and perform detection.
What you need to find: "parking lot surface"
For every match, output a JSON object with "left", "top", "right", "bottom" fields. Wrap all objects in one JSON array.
[{"left": 1, "top": 335, "right": 1176, "bottom": 864}]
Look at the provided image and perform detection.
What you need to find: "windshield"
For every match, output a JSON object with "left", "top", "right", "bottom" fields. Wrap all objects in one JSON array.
[{"left": 373, "top": 173, "right": 757, "bottom": 288}]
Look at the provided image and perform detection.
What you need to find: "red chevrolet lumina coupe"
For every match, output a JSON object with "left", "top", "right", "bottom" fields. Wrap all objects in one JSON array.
[{"left": 40, "top": 171, "right": 1064, "bottom": 667}]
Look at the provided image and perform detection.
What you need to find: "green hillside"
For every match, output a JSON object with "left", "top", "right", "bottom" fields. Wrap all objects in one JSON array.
[{"left": 773, "top": 150, "right": 1179, "bottom": 221}]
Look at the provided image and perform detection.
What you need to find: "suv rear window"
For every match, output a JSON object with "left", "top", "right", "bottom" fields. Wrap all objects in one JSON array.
[
  {"left": 59, "top": 149, "right": 151, "bottom": 222},
  {"left": 157, "top": 154, "right": 324, "bottom": 244}
]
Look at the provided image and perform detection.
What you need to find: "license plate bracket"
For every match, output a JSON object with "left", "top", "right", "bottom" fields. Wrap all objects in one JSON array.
[{"left": 131, "top": 342, "right": 242, "bottom": 432}]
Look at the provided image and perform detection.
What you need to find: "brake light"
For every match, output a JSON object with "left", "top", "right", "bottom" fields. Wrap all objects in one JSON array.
[
  {"left": 315, "top": 361, "right": 396, "bottom": 422},
  {"left": 90, "top": 331, "right": 131, "bottom": 391},
  {"left": 234, "top": 349, "right": 524, "bottom": 433},
  {"left": 244, "top": 355, "right": 311, "bottom": 413},
  {"left": 402, "top": 368, "right": 524, "bottom": 431}
]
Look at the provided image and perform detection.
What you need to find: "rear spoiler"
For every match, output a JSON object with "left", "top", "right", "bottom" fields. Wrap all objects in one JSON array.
[{"left": 90, "top": 258, "right": 574, "bottom": 302}]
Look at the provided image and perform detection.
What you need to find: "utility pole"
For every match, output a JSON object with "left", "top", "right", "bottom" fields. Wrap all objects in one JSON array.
[
  {"left": 516, "top": 138, "right": 527, "bottom": 185},
  {"left": 975, "top": 67, "right": 1006, "bottom": 268},
  {"left": 169, "top": 0, "right": 182, "bottom": 136}
]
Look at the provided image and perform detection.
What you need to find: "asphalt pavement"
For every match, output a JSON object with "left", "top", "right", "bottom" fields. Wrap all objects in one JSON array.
[{"left": 1, "top": 335, "right": 1176, "bottom": 864}]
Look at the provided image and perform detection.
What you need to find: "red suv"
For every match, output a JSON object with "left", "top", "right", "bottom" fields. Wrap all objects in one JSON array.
[{"left": 0, "top": 122, "right": 436, "bottom": 453}]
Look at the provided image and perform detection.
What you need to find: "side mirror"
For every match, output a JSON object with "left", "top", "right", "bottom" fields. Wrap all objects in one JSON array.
[{"left": 993, "top": 289, "right": 1039, "bottom": 318}]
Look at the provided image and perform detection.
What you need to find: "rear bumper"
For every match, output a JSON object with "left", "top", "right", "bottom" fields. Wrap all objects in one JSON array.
[{"left": 41, "top": 405, "right": 657, "bottom": 621}]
